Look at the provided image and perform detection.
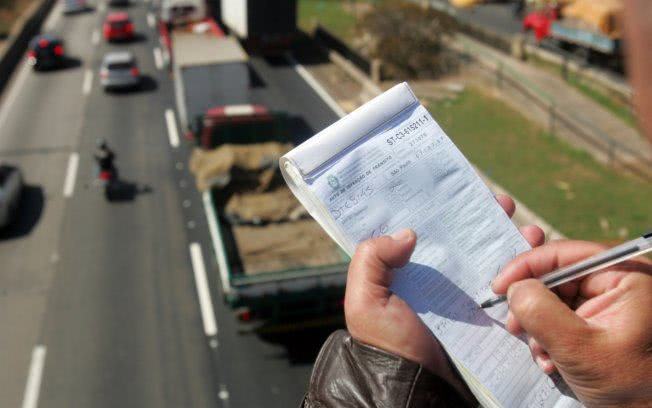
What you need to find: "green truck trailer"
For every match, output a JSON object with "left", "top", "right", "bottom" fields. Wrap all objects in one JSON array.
[{"left": 191, "top": 116, "right": 349, "bottom": 326}]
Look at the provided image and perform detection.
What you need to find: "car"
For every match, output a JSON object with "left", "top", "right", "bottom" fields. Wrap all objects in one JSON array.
[
  {"left": 27, "top": 34, "right": 65, "bottom": 70},
  {"left": 100, "top": 51, "right": 141, "bottom": 91},
  {"left": 103, "top": 12, "right": 135, "bottom": 42},
  {"left": 62, "top": 0, "right": 89, "bottom": 14},
  {"left": 108, "top": 0, "right": 129, "bottom": 7},
  {"left": 0, "top": 165, "right": 23, "bottom": 228}
]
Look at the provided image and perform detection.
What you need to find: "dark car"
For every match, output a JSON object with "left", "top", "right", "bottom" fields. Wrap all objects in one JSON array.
[
  {"left": 27, "top": 34, "right": 65, "bottom": 70},
  {"left": 108, "top": 0, "right": 129, "bottom": 7},
  {"left": 0, "top": 165, "right": 23, "bottom": 228}
]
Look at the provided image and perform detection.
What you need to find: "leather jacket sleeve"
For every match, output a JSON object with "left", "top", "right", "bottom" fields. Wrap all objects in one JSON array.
[{"left": 302, "top": 330, "right": 476, "bottom": 408}]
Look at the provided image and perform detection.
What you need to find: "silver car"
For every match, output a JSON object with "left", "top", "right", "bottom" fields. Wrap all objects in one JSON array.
[
  {"left": 0, "top": 165, "right": 23, "bottom": 228},
  {"left": 62, "top": 0, "right": 88, "bottom": 14},
  {"left": 100, "top": 51, "right": 141, "bottom": 91}
]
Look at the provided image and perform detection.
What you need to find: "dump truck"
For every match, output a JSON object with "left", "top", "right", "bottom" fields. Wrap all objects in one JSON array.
[
  {"left": 171, "top": 21, "right": 255, "bottom": 143},
  {"left": 550, "top": 0, "right": 623, "bottom": 58},
  {"left": 220, "top": 0, "right": 297, "bottom": 52},
  {"left": 190, "top": 143, "right": 349, "bottom": 325},
  {"left": 523, "top": 0, "right": 623, "bottom": 63}
]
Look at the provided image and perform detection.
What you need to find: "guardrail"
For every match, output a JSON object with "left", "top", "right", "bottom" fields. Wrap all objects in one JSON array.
[{"left": 458, "top": 36, "right": 652, "bottom": 181}]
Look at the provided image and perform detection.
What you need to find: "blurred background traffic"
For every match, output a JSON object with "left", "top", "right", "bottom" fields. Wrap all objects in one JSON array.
[{"left": 0, "top": 0, "right": 649, "bottom": 407}]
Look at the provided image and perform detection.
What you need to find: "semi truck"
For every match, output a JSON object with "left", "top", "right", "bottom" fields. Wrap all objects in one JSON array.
[
  {"left": 170, "top": 20, "right": 255, "bottom": 143},
  {"left": 220, "top": 0, "right": 297, "bottom": 52}
]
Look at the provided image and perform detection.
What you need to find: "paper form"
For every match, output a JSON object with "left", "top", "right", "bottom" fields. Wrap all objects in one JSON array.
[{"left": 304, "top": 103, "right": 580, "bottom": 407}]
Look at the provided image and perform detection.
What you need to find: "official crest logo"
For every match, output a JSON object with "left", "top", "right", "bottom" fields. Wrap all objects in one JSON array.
[{"left": 327, "top": 175, "right": 340, "bottom": 190}]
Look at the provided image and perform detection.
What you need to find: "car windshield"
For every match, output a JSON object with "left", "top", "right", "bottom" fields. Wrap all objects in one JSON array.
[{"left": 108, "top": 62, "right": 133, "bottom": 70}]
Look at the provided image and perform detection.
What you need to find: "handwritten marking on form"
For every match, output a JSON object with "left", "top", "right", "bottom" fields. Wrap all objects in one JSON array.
[{"left": 306, "top": 104, "right": 579, "bottom": 407}]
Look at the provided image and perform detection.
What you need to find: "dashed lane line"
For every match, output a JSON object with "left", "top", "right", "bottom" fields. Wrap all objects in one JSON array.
[
  {"left": 164, "top": 109, "right": 180, "bottom": 147},
  {"left": 153, "top": 47, "right": 163, "bottom": 70},
  {"left": 63, "top": 152, "right": 79, "bottom": 198},
  {"left": 82, "top": 69, "right": 93, "bottom": 95},
  {"left": 91, "top": 29, "right": 100, "bottom": 46},
  {"left": 189, "top": 243, "right": 218, "bottom": 337},
  {"left": 147, "top": 12, "right": 156, "bottom": 28},
  {"left": 21, "top": 345, "right": 46, "bottom": 408}
]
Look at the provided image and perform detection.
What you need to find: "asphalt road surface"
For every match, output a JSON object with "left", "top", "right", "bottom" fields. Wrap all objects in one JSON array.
[{"left": 0, "top": 1, "right": 343, "bottom": 406}]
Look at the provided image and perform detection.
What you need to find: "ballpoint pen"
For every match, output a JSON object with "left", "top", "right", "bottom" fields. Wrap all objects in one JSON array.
[{"left": 480, "top": 231, "right": 652, "bottom": 309}]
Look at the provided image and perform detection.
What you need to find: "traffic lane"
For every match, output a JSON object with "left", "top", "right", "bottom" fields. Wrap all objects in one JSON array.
[
  {"left": 248, "top": 55, "right": 341, "bottom": 140},
  {"left": 183, "top": 55, "right": 347, "bottom": 406},
  {"left": 455, "top": 3, "right": 522, "bottom": 36},
  {"left": 37, "top": 12, "right": 220, "bottom": 408},
  {"left": 0, "top": 5, "right": 102, "bottom": 408},
  {"left": 175, "top": 152, "right": 342, "bottom": 407}
]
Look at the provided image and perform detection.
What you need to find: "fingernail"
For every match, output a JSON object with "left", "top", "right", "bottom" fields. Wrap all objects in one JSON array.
[
  {"left": 390, "top": 228, "right": 412, "bottom": 241},
  {"left": 507, "top": 284, "right": 515, "bottom": 302}
]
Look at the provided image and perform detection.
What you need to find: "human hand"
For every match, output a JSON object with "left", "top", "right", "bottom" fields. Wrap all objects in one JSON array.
[
  {"left": 492, "top": 240, "right": 652, "bottom": 407},
  {"left": 344, "top": 195, "right": 545, "bottom": 400}
]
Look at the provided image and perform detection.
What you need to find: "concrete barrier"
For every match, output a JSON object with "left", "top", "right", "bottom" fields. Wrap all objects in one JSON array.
[{"left": 0, "top": 0, "right": 56, "bottom": 95}]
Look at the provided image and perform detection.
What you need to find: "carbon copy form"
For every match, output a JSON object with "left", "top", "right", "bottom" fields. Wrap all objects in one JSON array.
[{"left": 281, "top": 83, "right": 581, "bottom": 408}]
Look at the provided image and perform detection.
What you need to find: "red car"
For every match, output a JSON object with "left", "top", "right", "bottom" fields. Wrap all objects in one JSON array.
[{"left": 103, "top": 12, "right": 134, "bottom": 42}]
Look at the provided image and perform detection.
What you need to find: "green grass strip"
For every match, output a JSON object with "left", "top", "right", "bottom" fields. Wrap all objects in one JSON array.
[{"left": 428, "top": 88, "right": 652, "bottom": 243}]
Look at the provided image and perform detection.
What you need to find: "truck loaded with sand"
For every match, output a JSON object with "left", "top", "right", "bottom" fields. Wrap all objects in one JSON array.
[{"left": 190, "top": 142, "right": 349, "bottom": 325}]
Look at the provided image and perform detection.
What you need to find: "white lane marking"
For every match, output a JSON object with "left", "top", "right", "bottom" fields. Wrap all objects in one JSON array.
[
  {"left": 22, "top": 345, "right": 46, "bottom": 408},
  {"left": 153, "top": 47, "right": 163, "bottom": 70},
  {"left": 147, "top": 12, "right": 156, "bottom": 28},
  {"left": 0, "top": 59, "right": 31, "bottom": 130},
  {"left": 202, "top": 191, "right": 232, "bottom": 296},
  {"left": 189, "top": 243, "right": 218, "bottom": 337},
  {"left": 63, "top": 153, "right": 79, "bottom": 198},
  {"left": 164, "top": 109, "right": 180, "bottom": 147},
  {"left": 285, "top": 54, "right": 346, "bottom": 118},
  {"left": 82, "top": 69, "right": 93, "bottom": 95},
  {"left": 91, "top": 29, "right": 100, "bottom": 45},
  {"left": 218, "top": 384, "right": 229, "bottom": 401}
]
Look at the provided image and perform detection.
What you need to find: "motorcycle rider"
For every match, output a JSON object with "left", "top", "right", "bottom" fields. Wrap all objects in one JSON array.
[{"left": 94, "top": 139, "right": 116, "bottom": 179}]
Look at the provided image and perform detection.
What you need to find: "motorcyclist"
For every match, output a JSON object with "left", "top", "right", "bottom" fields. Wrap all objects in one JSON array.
[{"left": 94, "top": 139, "right": 116, "bottom": 179}]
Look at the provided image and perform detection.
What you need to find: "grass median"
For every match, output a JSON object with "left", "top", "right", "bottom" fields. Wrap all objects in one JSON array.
[
  {"left": 528, "top": 55, "right": 637, "bottom": 130},
  {"left": 298, "top": 0, "right": 359, "bottom": 43},
  {"left": 427, "top": 88, "right": 651, "bottom": 243}
]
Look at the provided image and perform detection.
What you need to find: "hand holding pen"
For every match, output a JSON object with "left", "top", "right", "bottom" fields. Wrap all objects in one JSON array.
[{"left": 489, "top": 237, "right": 652, "bottom": 407}]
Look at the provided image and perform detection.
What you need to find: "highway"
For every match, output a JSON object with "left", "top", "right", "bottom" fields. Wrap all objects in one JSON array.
[{"left": 0, "top": 1, "right": 342, "bottom": 407}]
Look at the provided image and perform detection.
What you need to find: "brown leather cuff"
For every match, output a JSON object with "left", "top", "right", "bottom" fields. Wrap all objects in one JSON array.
[{"left": 302, "top": 330, "right": 474, "bottom": 408}]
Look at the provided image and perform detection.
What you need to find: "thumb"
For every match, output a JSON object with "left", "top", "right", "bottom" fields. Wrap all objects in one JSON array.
[
  {"left": 348, "top": 229, "right": 417, "bottom": 289},
  {"left": 508, "top": 279, "right": 592, "bottom": 361}
]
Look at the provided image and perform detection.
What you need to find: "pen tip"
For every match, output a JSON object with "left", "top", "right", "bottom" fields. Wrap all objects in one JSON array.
[{"left": 479, "top": 300, "right": 491, "bottom": 309}]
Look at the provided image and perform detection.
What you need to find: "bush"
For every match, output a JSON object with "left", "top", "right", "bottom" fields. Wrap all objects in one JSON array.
[{"left": 358, "top": 2, "right": 458, "bottom": 79}]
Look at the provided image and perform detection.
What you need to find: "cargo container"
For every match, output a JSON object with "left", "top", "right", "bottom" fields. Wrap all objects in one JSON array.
[
  {"left": 171, "top": 24, "right": 251, "bottom": 139},
  {"left": 221, "top": 0, "right": 297, "bottom": 52}
]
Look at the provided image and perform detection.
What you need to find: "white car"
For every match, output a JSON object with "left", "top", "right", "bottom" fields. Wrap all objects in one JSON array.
[
  {"left": 100, "top": 51, "right": 141, "bottom": 91},
  {"left": 0, "top": 165, "right": 23, "bottom": 228}
]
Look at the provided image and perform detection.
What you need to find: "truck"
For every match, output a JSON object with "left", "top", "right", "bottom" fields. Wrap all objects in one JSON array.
[
  {"left": 170, "top": 21, "right": 254, "bottom": 143},
  {"left": 220, "top": 0, "right": 297, "bottom": 52},
  {"left": 523, "top": 0, "right": 623, "bottom": 66},
  {"left": 160, "top": 0, "right": 206, "bottom": 26},
  {"left": 190, "top": 142, "right": 349, "bottom": 326}
]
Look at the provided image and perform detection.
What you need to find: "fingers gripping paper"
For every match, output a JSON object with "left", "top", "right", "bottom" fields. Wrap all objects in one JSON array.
[{"left": 281, "top": 83, "right": 581, "bottom": 408}]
